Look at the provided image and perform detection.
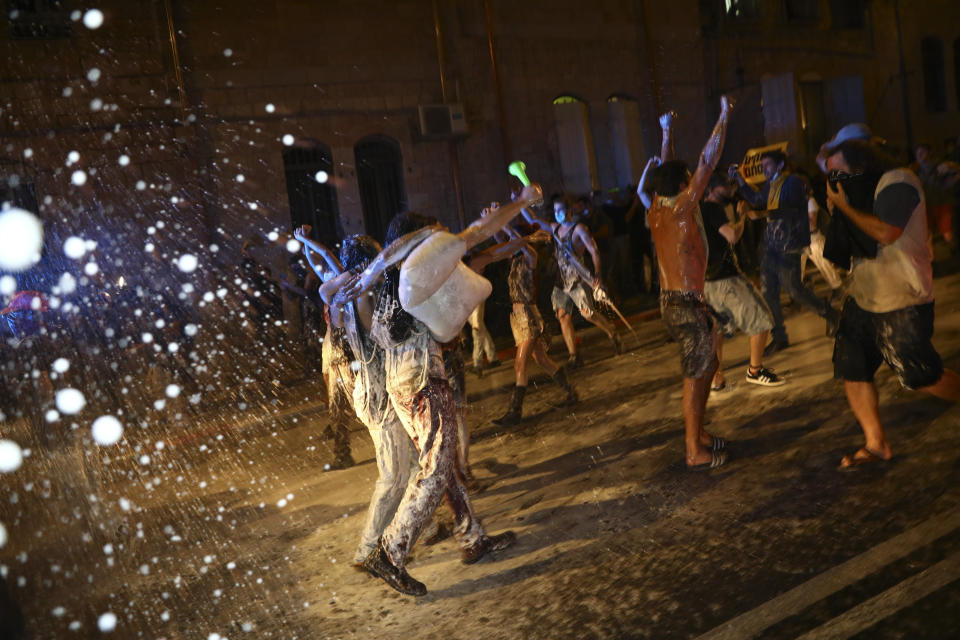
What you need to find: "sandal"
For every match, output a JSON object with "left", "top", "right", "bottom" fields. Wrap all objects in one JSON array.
[
  {"left": 839, "top": 447, "right": 890, "bottom": 470},
  {"left": 687, "top": 450, "right": 727, "bottom": 471}
]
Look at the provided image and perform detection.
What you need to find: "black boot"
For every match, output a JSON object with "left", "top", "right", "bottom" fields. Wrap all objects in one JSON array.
[
  {"left": 362, "top": 539, "right": 427, "bottom": 596},
  {"left": 552, "top": 366, "right": 579, "bottom": 406},
  {"left": 493, "top": 385, "right": 526, "bottom": 426}
]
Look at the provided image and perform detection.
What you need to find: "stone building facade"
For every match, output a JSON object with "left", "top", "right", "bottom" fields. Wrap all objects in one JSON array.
[{"left": 1, "top": 0, "right": 959, "bottom": 252}]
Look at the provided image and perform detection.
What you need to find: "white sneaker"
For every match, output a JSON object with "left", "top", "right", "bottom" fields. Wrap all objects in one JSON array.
[{"left": 746, "top": 366, "right": 785, "bottom": 386}]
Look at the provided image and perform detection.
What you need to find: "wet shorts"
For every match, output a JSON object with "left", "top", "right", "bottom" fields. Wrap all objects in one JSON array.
[
  {"left": 509, "top": 303, "right": 545, "bottom": 346},
  {"left": 833, "top": 299, "right": 943, "bottom": 390},
  {"left": 704, "top": 275, "right": 774, "bottom": 337},
  {"left": 551, "top": 281, "right": 595, "bottom": 317},
  {"left": 660, "top": 290, "right": 717, "bottom": 379}
]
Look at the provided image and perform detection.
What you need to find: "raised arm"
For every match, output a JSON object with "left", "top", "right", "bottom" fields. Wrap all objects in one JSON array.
[
  {"left": 659, "top": 111, "right": 676, "bottom": 162},
  {"left": 293, "top": 226, "right": 343, "bottom": 279},
  {"left": 458, "top": 183, "right": 544, "bottom": 249},
  {"left": 468, "top": 229, "right": 550, "bottom": 272},
  {"left": 335, "top": 224, "right": 441, "bottom": 303},
  {"left": 686, "top": 95, "right": 734, "bottom": 203},
  {"left": 637, "top": 156, "right": 660, "bottom": 210}
]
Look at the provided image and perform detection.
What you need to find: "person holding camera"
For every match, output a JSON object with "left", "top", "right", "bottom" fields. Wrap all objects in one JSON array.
[{"left": 823, "top": 136, "right": 960, "bottom": 469}]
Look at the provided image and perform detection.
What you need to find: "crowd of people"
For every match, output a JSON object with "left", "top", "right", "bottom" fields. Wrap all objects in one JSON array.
[{"left": 266, "top": 92, "right": 960, "bottom": 598}]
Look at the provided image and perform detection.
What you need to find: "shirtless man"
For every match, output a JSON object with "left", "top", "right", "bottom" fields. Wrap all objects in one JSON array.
[
  {"left": 642, "top": 97, "right": 734, "bottom": 470},
  {"left": 522, "top": 195, "right": 622, "bottom": 368},
  {"left": 336, "top": 187, "right": 541, "bottom": 595}
]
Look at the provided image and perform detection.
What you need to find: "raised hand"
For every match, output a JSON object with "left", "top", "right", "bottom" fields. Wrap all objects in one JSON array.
[
  {"left": 659, "top": 111, "right": 677, "bottom": 130},
  {"left": 721, "top": 94, "right": 735, "bottom": 113},
  {"left": 518, "top": 182, "right": 543, "bottom": 206},
  {"left": 293, "top": 224, "right": 312, "bottom": 241},
  {"left": 332, "top": 273, "right": 364, "bottom": 305}
]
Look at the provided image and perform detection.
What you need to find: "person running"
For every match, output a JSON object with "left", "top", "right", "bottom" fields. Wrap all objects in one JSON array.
[
  {"left": 521, "top": 195, "right": 622, "bottom": 368},
  {"left": 700, "top": 173, "right": 785, "bottom": 390},
  {"left": 643, "top": 96, "right": 734, "bottom": 470},
  {"left": 296, "top": 229, "right": 417, "bottom": 567},
  {"left": 468, "top": 222, "right": 577, "bottom": 425},
  {"left": 824, "top": 138, "right": 960, "bottom": 468},
  {"left": 335, "top": 188, "right": 541, "bottom": 595}
]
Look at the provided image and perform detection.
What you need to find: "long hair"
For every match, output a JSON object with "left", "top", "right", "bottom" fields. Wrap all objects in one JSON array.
[
  {"left": 339, "top": 235, "right": 381, "bottom": 272},
  {"left": 833, "top": 140, "right": 899, "bottom": 175},
  {"left": 384, "top": 211, "right": 438, "bottom": 246}
]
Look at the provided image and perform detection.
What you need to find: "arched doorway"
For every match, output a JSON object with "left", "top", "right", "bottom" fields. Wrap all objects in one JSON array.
[
  {"left": 281, "top": 141, "right": 341, "bottom": 248},
  {"left": 552, "top": 95, "right": 598, "bottom": 195},
  {"left": 354, "top": 136, "right": 407, "bottom": 242}
]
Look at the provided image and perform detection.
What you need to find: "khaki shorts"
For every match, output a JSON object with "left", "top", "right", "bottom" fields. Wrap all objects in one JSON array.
[
  {"left": 704, "top": 275, "right": 774, "bottom": 337},
  {"left": 509, "top": 303, "right": 544, "bottom": 345},
  {"left": 551, "top": 281, "right": 595, "bottom": 317}
]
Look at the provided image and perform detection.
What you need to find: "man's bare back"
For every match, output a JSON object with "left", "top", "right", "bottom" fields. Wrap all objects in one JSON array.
[{"left": 648, "top": 194, "right": 707, "bottom": 293}]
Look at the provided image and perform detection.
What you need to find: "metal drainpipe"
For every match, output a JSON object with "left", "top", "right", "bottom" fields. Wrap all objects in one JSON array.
[
  {"left": 162, "top": 0, "right": 188, "bottom": 113},
  {"left": 483, "top": 0, "right": 512, "bottom": 167},
  {"left": 893, "top": 0, "right": 914, "bottom": 154},
  {"left": 432, "top": 0, "right": 466, "bottom": 229}
]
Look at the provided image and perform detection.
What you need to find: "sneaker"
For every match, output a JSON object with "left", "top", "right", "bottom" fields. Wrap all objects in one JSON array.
[
  {"left": 461, "top": 531, "right": 517, "bottom": 565},
  {"left": 745, "top": 366, "right": 785, "bottom": 387},
  {"left": 362, "top": 542, "right": 427, "bottom": 596}
]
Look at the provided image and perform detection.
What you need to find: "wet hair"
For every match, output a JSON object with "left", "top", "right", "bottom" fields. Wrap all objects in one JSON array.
[
  {"left": 831, "top": 139, "right": 898, "bottom": 175},
  {"left": 760, "top": 150, "right": 787, "bottom": 166},
  {"left": 339, "top": 234, "right": 381, "bottom": 271},
  {"left": 651, "top": 160, "right": 689, "bottom": 197},
  {"left": 384, "top": 211, "right": 438, "bottom": 246}
]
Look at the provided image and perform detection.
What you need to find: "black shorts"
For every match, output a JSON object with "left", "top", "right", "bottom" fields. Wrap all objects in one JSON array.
[
  {"left": 833, "top": 299, "right": 943, "bottom": 390},
  {"left": 660, "top": 290, "right": 717, "bottom": 379}
]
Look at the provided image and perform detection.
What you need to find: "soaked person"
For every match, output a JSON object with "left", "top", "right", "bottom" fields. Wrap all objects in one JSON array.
[
  {"left": 306, "top": 231, "right": 419, "bottom": 567},
  {"left": 295, "top": 226, "right": 357, "bottom": 469},
  {"left": 732, "top": 150, "right": 839, "bottom": 354},
  {"left": 700, "top": 173, "right": 784, "bottom": 390},
  {"left": 468, "top": 223, "right": 577, "bottom": 425},
  {"left": 336, "top": 189, "right": 541, "bottom": 595},
  {"left": 824, "top": 139, "right": 960, "bottom": 468},
  {"left": 644, "top": 97, "right": 734, "bottom": 470},
  {"left": 522, "top": 195, "right": 622, "bottom": 368}
]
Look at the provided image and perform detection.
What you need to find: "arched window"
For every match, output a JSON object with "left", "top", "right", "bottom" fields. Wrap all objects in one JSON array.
[
  {"left": 921, "top": 36, "right": 947, "bottom": 112},
  {"left": 354, "top": 136, "right": 407, "bottom": 243},
  {"left": 552, "top": 95, "right": 598, "bottom": 194},
  {"left": 606, "top": 95, "right": 646, "bottom": 187},
  {"left": 282, "top": 141, "right": 341, "bottom": 249}
]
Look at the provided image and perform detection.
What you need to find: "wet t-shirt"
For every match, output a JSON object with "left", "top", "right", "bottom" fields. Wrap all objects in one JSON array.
[{"left": 701, "top": 201, "right": 740, "bottom": 281}]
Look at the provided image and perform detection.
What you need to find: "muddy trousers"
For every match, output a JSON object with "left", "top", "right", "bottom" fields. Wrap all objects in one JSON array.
[
  {"left": 354, "top": 415, "right": 417, "bottom": 563},
  {"left": 382, "top": 379, "right": 484, "bottom": 567}
]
